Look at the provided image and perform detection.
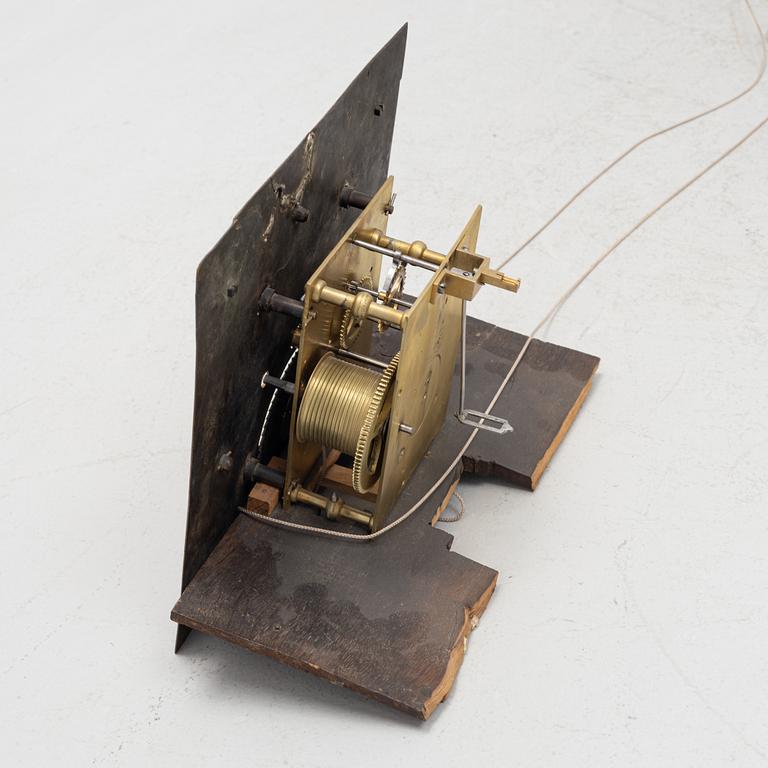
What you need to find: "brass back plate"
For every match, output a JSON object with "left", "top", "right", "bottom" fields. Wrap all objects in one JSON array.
[{"left": 284, "top": 177, "right": 394, "bottom": 502}]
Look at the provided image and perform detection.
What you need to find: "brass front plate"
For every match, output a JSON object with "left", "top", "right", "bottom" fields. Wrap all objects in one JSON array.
[{"left": 371, "top": 206, "right": 481, "bottom": 529}]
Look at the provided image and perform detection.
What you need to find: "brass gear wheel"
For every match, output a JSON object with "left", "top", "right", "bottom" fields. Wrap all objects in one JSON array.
[
  {"left": 352, "top": 352, "right": 399, "bottom": 493},
  {"left": 340, "top": 275, "right": 373, "bottom": 349},
  {"left": 296, "top": 351, "right": 399, "bottom": 494},
  {"left": 377, "top": 262, "right": 406, "bottom": 332},
  {"left": 382, "top": 261, "right": 406, "bottom": 305}
]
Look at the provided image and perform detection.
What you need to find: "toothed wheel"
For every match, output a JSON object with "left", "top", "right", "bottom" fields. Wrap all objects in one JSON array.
[
  {"left": 296, "top": 351, "right": 400, "bottom": 494},
  {"left": 352, "top": 352, "right": 399, "bottom": 493},
  {"left": 340, "top": 275, "right": 373, "bottom": 349},
  {"left": 339, "top": 307, "right": 360, "bottom": 349},
  {"left": 382, "top": 261, "right": 406, "bottom": 305}
]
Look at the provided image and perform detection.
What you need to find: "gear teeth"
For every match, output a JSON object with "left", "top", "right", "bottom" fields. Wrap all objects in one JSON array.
[
  {"left": 339, "top": 307, "right": 355, "bottom": 349},
  {"left": 340, "top": 275, "right": 372, "bottom": 350},
  {"left": 352, "top": 352, "right": 399, "bottom": 493}
]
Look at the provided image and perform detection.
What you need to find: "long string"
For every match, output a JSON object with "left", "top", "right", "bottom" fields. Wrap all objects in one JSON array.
[
  {"left": 494, "top": 0, "right": 766, "bottom": 271},
  {"left": 241, "top": 1, "right": 767, "bottom": 542}
]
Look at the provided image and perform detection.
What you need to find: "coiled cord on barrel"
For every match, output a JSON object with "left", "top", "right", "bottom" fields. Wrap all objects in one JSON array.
[{"left": 296, "top": 353, "right": 381, "bottom": 456}]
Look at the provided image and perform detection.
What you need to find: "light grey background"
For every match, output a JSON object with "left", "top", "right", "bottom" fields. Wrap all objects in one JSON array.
[{"left": 2, "top": 1, "right": 767, "bottom": 765}]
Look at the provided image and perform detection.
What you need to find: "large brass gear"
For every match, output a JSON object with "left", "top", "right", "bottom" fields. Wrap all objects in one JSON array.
[
  {"left": 352, "top": 352, "right": 399, "bottom": 493},
  {"left": 295, "top": 351, "right": 399, "bottom": 494}
]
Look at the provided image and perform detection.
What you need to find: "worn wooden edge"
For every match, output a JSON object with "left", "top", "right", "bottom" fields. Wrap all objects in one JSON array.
[
  {"left": 462, "top": 359, "right": 599, "bottom": 492},
  {"left": 171, "top": 572, "right": 498, "bottom": 721},
  {"left": 171, "top": 571, "right": 497, "bottom": 721},
  {"left": 531, "top": 371, "right": 596, "bottom": 490},
  {"left": 421, "top": 574, "right": 497, "bottom": 720},
  {"left": 430, "top": 477, "right": 460, "bottom": 526},
  {"left": 170, "top": 609, "right": 422, "bottom": 718}
]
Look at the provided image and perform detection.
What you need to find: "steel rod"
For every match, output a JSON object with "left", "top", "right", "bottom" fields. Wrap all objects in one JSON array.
[
  {"left": 347, "top": 281, "right": 413, "bottom": 309},
  {"left": 261, "top": 372, "right": 295, "bottom": 395},
  {"left": 259, "top": 286, "right": 304, "bottom": 319},
  {"left": 350, "top": 239, "right": 438, "bottom": 272},
  {"left": 316, "top": 341, "right": 390, "bottom": 369}
]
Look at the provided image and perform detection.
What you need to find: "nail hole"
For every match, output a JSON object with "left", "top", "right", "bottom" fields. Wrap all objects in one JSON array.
[{"left": 374, "top": 103, "right": 384, "bottom": 116}]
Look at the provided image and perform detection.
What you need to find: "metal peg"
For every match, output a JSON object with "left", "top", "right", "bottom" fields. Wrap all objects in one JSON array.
[
  {"left": 261, "top": 372, "right": 295, "bottom": 395},
  {"left": 339, "top": 186, "right": 373, "bottom": 210},
  {"left": 259, "top": 286, "right": 304, "bottom": 319}
]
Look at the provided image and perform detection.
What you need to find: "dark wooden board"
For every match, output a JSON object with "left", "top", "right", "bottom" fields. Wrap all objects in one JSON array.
[
  {"left": 175, "top": 26, "right": 408, "bottom": 651},
  {"left": 371, "top": 318, "right": 600, "bottom": 494},
  {"left": 172, "top": 319, "right": 598, "bottom": 719},
  {"left": 455, "top": 323, "right": 599, "bottom": 489}
]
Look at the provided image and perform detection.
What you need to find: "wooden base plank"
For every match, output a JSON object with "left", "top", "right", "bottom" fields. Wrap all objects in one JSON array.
[
  {"left": 172, "top": 513, "right": 496, "bottom": 720},
  {"left": 172, "top": 320, "right": 598, "bottom": 718}
]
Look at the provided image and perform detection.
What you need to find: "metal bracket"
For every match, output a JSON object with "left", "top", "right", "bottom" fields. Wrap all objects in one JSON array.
[
  {"left": 457, "top": 300, "right": 514, "bottom": 435},
  {"left": 457, "top": 408, "right": 513, "bottom": 434}
]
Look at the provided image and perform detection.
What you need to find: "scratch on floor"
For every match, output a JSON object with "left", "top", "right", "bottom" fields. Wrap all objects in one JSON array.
[
  {"left": 0, "top": 397, "right": 35, "bottom": 418},
  {"left": 616, "top": 537, "right": 767, "bottom": 762}
]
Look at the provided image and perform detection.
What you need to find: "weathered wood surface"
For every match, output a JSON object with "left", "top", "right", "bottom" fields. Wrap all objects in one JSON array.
[
  {"left": 172, "top": 319, "right": 598, "bottom": 719},
  {"left": 175, "top": 25, "right": 408, "bottom": 652},
  {"left": 246, "top": 483, "right": 279, "bottom": 516},
  {"left": 453, "top": 323, "right": 599, "bottom": 489}
]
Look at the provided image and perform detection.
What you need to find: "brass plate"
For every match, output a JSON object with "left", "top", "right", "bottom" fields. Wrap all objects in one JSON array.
[
  {"left": 370, "top": 206, "right": 481, "bottom": 529},
  {"left": 284, "top": 177, "right": 394, "bottom": 504}
]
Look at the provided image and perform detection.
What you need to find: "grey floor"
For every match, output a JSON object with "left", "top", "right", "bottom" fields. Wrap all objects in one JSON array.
[{"left": 2, "top": 1, "right": 767, "bottom": 765}]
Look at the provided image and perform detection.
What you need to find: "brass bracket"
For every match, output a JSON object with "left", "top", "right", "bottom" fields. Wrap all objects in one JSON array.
[
  {"left": 289, "top": 483, "right": 373, "bottom": 528},
  {"left": 442, "top": 247, "right": 521, "bottom": 301}
]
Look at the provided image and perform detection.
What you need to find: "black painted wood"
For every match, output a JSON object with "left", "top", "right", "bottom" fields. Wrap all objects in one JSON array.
[{"left": 175, "top": 26, "right": 408, "bottom": 651}]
